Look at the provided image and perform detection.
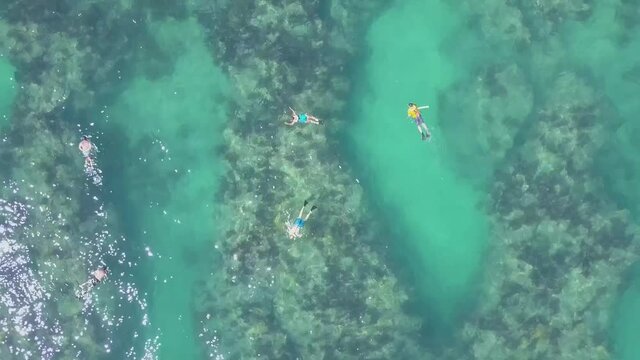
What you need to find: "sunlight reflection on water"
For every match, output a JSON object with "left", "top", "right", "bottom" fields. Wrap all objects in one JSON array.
[{"left": 0, "top": 168, "right": 160, "bottom": 359}]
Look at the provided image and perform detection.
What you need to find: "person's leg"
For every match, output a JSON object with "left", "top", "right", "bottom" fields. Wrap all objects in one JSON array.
[
  {"left": 304, "top": 205, "right": 317, "bottom": 220},
  {"left": 80, "top": 280, "right": 91, "bottom": 291},
  {"left": 298, "top": 200, "right": 308, "bottom": 218},
  {"left": 77, "top": 280, "right": 93, "bottom": 298},
  {"left": 416, "top": 124, "right": 426, "bottom": 139},
  {"left": 421, "top": 123, "right": 431, "bottom": 137},
  {"left": 415, "top": 116, "right": 428, "bottom": 140}
]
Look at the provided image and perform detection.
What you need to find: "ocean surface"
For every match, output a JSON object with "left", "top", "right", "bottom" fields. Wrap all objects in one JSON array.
[{"left": 1, "top": 0, "right": 639, "bottom": 359}]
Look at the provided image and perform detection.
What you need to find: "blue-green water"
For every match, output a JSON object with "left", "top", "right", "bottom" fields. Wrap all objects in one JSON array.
[
  {"left": 102, "top": 18, "right": 228, "bottom": 359},
  {"left": 349, "top": 0, "right": 488, "bottom": 332},
  {"left": 1, "top": 0, "right": 639, "bottom": 359},
  {"left": 0, "top": 57, "right": 16, "bottom": 129}
]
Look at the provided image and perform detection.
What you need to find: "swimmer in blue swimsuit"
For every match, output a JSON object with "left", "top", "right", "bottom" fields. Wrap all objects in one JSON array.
[
  {"left": 285, "top": 107, "right": 321, "bottom": 126},
  {"left": 287, "top": 200, "right": 317, "bottom": 239}
]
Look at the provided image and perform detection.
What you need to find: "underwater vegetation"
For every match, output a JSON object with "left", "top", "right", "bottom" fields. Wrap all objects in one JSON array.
[
  {"left": 194, "top": 0, "right": 434, "bottom": 358},
  {"left": 2, "top": 0, "right": 432, "bottom": 358},
  {"left": 1, "top": 0, "right": 639, "bottom": 359},
  {"left": 439, "top": 0, "right": 640, "bottom": 359},
  {"left": 0, "top": 1, "right": 168, "bottom": 358},
  {"left": 458, "top": 71, "right": 639, "bottom": 360},
  {"left": 0, "top": 20, "right": 109, "bottom": 358}
]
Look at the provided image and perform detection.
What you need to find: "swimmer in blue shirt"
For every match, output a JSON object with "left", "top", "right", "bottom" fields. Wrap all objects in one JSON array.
[
  {"left": 285, "top": 107, "right": 321, "bottom": 126},
  {"left": 287, "top": 200, "right": 317, "bottom": 239}
]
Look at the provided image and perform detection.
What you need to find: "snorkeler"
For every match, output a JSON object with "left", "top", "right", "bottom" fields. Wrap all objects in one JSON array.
[
  {"left": 75, "top": 265, "right": 108, "bottom": 300},
  {"left": 79, "top": 135, "right": 102, "bottom": 185},
  {"left": 79, "top": 136, "right": 93, "bottom": 157},
  {"left": 285, "top": 107, "right": 321, "bottom": 126},
  {"left": 286, "top": 200, "right": 317, "bottom": 239},
  {"left": 79, "top": 136, "right": 95, "bottom": 169},
  {"left": 407, "top": 103, "right": 431, "bottom": 141}
]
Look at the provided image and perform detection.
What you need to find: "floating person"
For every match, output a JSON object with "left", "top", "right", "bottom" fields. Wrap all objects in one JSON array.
[
  {"left": 75, "top": 265, "right": 109, "bottom": 300},
  {"left": 78, "top": 135, "right": 102, "bottom": 185},
  {"left": 286, "top": 200, "right": 317, "bottom": 239},
  {"left": 78, "top": 135, "right": 93, "bottom": 157},
  {"left": 79, "top": 135, "right": 95, "bottom": 171},
  {"left": 407, "top": 103, "right": 432, "bottom": 141},
  {"left": 285, "top": 106, "right": 321, "bottom": 126}
]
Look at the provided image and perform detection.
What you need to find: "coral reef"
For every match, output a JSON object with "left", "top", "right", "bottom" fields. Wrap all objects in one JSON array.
[
  {"left": 194, "top": 0, "right": 432, "bottom": 358},
  {"left": 440, "top": 63, "right": 533, "bottom": 178},
  {"left": 2, "top": 0, "right": 636, "bottom": 358},
  {"left": 439, "top": 1, "right": 640, "bottom": 358},
  {"left": 459, "top": 0, "right": 593, "bottom": 49},
  {"left": 0, "top": 2, "right": 162, "bottom": 358},
  {"left": 457, "top": 73, "right": 639, "bottom": 359},
  {"left": 3, "top": 0, "right": 430, "bottom": 358}
]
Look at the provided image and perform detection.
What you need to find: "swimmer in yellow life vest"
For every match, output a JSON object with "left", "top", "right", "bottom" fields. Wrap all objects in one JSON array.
[{"left": 407, "top": 103, "right": 431, "bottom": 141}]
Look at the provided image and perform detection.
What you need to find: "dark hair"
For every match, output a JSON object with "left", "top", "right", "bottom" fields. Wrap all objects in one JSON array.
[
  {"left": 408, "top": 103, "right": 415, "bottom": 107},
  {"left": 82, "top": 135, "right": 89, "bottom": 141},
  {"left": 99, "top": 265, "right": 108, "bottom": 272}
]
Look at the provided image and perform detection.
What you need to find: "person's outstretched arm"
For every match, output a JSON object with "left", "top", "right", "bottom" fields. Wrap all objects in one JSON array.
[
  {"left": 418, "top": 105, "right": 430, "bottom": 110},
  {"left": 285, "top": 118, "right": 295, "bottom": 125}
]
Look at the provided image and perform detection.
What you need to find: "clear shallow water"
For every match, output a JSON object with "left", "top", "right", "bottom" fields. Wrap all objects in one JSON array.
[
  {"left": 560, "top": 3, "right": 640, "bottom": 358},
  {"left": 1, "top": 13, "right": 227, "bottom": 360},
  {"left": 348, "top": 0, "right": 640, "bottom": 356},
  {"left": 100, "top": 18, "right": 228, "bottom": 359},
  {"left": 0, "top": 57, "right": 16, "bottom": 128},
  {"left": 569, "top": 4, "right": 640, "bottom": 359},
  {"left": 1, "top": 0, "right": 639, "bottom": 359},
  {"left": 0, "top": 155, "right": 155, "bottom": 359},
  {"left": 349, "top": 0, "right": 488, "bottom": 332}
]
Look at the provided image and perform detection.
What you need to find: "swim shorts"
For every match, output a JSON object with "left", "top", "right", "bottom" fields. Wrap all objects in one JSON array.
[
  {"left": 413, "top": 115, "right": 424, "bottom": 125},
  {"left": 298, "top": 113, "right": 308, "bottom": 124},
  {"left": 294, "top": 217, "right": 305, "bottom": 228}
]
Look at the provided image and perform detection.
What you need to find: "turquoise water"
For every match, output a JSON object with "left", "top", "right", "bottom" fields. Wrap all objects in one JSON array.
[
  {"left": 102, "top": 18, "right": 228, "bottom": 359},
  {"left": 0, "top": 58, "right": 16, "bottom": 129},
  {"left": 349, "top": 0, "right": 488, "bottom": 332},
  {"left": 1, "top": 0, "right": 639, "bottom": 359},
  {"left": 613, "top": 266, "right": 640, "bottom": 360},
  {"left": 562, "top": 3, "right": 640, "bottom": 358}
]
